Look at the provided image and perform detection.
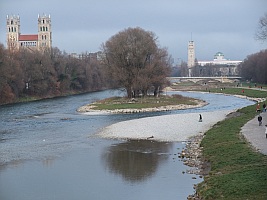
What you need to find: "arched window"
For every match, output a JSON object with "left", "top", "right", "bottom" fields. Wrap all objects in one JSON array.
[
  {"left": 40, "top": 27, "right": 42, "bottom": 31},
  {"left": 42, "top": 35, "right": 44, "bottom": 40},
  {"left": 11, "top": 27, "right": 13, "bottom": 32},
  {"left": 9, "top": 27, "right": 10, "bottom": 32},
  {"left": 45, "top": 35, "right": 47, "bottom": 40},
  {"left": 46, "top": 27, "right": 48, "bottom": 31},
  {"left": 43, "top": 26, "right": 45, "bottom": 32},
  {"left": 14, "top": 27, "right": 16, "bottom": 32},
  {"left": 43, "top": 19, "right": 45, "bottom": 24},
  {"left": 11, "top": 20, "right": 13, "bottom": 25}
]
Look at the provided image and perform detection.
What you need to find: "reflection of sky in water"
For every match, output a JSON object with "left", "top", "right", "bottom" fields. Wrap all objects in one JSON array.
[{"left": 170, "top": 91, "right": 255, "bottom": 113}]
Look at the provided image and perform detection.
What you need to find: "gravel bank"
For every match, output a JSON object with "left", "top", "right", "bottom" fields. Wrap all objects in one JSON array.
[{"left": 97, "top": 110, "right": 232, "bottom": 142}]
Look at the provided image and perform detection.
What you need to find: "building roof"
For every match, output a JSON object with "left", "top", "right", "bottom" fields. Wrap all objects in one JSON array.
[
  {"left": 215, "top": 52, "right": 224, "bottom": 56},
  {"left": 19, "top": 34, "right": 38, "bottom": 41}
]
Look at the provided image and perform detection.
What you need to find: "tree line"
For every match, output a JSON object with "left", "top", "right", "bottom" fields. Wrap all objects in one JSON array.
[
  {"left": 239, "top": 49, "right": 267, "bottom": 84},
  {"left": 240, "top": 13, "right": 267, "bottom": 84},
  {"left": 0, "top": 44, "right": 109, "bottom": 104},
  {"left": 0, "top": 27, "right": 172, "bottom": 105}
]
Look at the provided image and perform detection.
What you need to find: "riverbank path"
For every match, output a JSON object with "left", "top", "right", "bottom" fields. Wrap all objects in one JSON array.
[{"left": 241, "top": 110, "right": 267, "bottom": 155}]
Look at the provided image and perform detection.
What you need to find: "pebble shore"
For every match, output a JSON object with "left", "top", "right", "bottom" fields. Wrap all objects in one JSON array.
[{"left": 96, "top": 110, "right": 232, "bottom": 142}]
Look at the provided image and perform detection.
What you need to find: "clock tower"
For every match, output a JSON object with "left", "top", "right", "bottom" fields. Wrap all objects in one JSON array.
[
  {"left": 187, "top": 40, "right": 195, "bottom": 77},
  {"left": 6, "top": 15, "right": 20, "bottom": 51}
]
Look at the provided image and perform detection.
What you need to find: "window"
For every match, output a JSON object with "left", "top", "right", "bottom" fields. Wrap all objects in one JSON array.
[
  {"left": 46, "top": 27, "right": 48, "bottom": 31},
  {"left": 43, "top": 19, "right": 45, "bottom": 24},
  {"left": 11, "top": 20, "right": 13, "bottom": 25},
  {"left": 40, "top": 27, "right": 42, "bottom": 31}
]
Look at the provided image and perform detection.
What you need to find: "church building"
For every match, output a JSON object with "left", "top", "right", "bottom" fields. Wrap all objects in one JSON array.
[{"left": 6, "top": 14, "right": 52, "bottom": 52}]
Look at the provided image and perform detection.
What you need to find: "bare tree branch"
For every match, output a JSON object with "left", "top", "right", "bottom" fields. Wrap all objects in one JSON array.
[{"left": 255, "top": 13, "right": 267, "bottom": 41}]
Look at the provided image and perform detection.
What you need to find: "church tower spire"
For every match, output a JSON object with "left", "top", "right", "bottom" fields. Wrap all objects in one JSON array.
[
  {"left": 6, "top": 15, "right": 20, "bottom": 51},
  {"left": 38, "top": 14, "right": 52, "bottom": 51}
]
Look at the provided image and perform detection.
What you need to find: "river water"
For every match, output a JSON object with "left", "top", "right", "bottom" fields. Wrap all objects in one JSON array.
[{"left": 0, "top": 90, "right": 254, "bottom": 200}]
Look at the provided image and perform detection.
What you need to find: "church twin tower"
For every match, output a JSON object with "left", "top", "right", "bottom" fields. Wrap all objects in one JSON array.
[{"left": 6, "top": 14, "right": 52, "bottom": 52}]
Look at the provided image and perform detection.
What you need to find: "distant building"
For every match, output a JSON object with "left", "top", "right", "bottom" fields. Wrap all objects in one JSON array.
[
  {"left": 187, "top": 40, "right": 195, "bottom": 77},
  {"left": 196, "top": 52, "right": 242, "bottom": 76},
  {"left": 198, "top": 52, "right": 242, "bottom": 66},
  {"left": 6, "top": 14, "right": 52, "bottom": 52}
]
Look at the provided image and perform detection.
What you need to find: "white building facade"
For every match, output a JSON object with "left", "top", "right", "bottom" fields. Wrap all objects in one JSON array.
[
  {"left": 198, "top": 52, "right": 242, "bottom": 67},
  {"left": 196, "top": 52, "right": 242, "bottom": 76}
]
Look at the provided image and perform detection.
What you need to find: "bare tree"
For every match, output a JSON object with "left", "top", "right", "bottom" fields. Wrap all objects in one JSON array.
[
  {"left": 101, "top": 27, "right": 171, "bottom": 98},
  {"left": 178, "top": 61, "right": 188, "bottom": 77},
  {"left": 239, "top": 49, "right": 267, "bottom": 84},
  {"left": 255, "top": 13, "right": 267, "bottom": 41}
]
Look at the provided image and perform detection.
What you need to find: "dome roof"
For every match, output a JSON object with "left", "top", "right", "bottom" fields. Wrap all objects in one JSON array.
[{"left": 215, "top": 52, "right": 224, "bottom": 56}]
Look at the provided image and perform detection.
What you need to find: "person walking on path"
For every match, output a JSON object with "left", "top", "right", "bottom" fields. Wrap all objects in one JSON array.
[
  {"left": 263, "top": 103, "right": 266, "bottom": 112},
  {"left": 241, "top": 110, "right": 267, "bottom": 155},
  {"left": 256, "top": 103, "right": 261, "bottom": 112},
  {"left": 258, "top": 115, "right": 262, "bottom": 126}
]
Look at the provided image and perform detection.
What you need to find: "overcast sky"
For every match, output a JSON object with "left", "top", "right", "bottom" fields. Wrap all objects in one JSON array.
[{"left": 0, "top": 0, "right": 266, "bottom": 63}]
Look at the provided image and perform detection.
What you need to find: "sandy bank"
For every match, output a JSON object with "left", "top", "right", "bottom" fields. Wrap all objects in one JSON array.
[{"left": 97, "top": 110, "right": 232, "bottom": 142}]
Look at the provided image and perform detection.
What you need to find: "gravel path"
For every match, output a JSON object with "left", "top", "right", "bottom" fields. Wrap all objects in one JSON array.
[
  {"left": 97, "top": 110, "right": 232, "bottom": 142},
  {"left": 241, "top": 111, "right": 267, "bottom": 155}
]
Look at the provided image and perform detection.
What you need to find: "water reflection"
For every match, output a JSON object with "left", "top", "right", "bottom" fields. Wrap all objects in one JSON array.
[
  {"left": 102, "top": 140, "right": 173, "bottom": 183},
  {"left": 42, "top": 157, "right": 56, "bottom": 167}
]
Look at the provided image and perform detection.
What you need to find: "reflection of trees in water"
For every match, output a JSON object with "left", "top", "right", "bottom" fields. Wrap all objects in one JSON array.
[
  {"left": 42, "top": 157, "right": 56, "bottom": 167},
  {"left": 102, "top": 140, "right": 173, "bottom": 183}
]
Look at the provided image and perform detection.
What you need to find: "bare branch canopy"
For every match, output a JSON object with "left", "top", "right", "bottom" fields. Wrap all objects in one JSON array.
[{"left": 100, "top": 27, "right": 171, "bottom": 98}]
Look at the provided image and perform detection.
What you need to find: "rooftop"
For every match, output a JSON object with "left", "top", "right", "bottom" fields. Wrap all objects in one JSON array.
[{"left": 19, "top": 34, "right": 38, "bottom": 41}]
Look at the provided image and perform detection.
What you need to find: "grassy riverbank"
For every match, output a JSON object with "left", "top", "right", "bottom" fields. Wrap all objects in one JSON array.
[
  {"left": 206, "top": 87, "right": 267, "bottom": 98},
  {"left": 196, "top": 89, "right": 267, "bottom": 199}
]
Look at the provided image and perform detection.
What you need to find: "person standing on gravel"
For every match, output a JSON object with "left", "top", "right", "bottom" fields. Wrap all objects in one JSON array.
[
  {"left": 199, "top": 114, "right": 202, "bottom": 122},
  {"left": 258, "top": 115, "right": 262, "bottom": 126}
]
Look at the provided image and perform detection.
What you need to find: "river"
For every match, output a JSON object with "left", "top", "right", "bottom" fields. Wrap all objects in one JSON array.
[{"left": 0, "top": 90, "right": 254, "bottom": 200}]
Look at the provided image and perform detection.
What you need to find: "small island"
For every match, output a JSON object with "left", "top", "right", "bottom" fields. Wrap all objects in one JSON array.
[{"left": 77, "top": 93, "right": 208, "bottom": 114}]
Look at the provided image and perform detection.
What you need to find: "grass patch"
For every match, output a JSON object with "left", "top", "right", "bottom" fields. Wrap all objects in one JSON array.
[
  {"left": 90, "top": 94, "right": 199, "bottom": 110},
  {"left": 207, "top": 87, "right": 267, "bottom": 98},
  {"left": 197, "top": 104, "right": 267, "bottom": 199}
]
